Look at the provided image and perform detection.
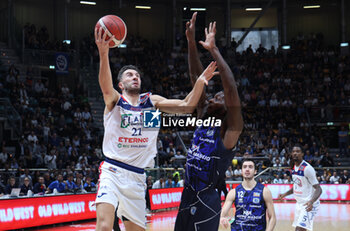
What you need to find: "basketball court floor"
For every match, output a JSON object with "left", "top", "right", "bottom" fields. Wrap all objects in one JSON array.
[{"left": 37, "top": 202, "right": 350, "bottom": 231}]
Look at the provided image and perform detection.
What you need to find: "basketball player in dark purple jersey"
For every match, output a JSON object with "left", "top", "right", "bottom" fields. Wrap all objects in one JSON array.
[{"left": 174, "top": 13, "right": 243, "bottom": 231}]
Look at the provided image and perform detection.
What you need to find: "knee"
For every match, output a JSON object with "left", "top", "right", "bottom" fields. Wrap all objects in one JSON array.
[{"left": 96, "top": 220, "right": 113, "bottom": 231}]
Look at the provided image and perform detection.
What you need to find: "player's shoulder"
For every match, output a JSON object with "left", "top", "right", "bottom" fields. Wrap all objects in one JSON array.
[{"left": 301, "top": 160, "right": 314, "bottom": 171}]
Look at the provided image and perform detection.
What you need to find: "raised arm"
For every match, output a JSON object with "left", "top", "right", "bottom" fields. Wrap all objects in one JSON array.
[
  {"left": 220, "top": 188, "right": 236, "bottom": 229},
  {"left": 151, "top": 62, "right": 218, "bottom": 114},
  {"left": 199, "top": 22, "right": 243, "bottom": 149},
  {"left": 95, "top": 27, "right": 120, "bottom": 113},
  {"left": 186, "top": 12, "right": 204, "bottom": 85},
  {"left": 186, "top": 12, "right": 206, "bottom": 115}
]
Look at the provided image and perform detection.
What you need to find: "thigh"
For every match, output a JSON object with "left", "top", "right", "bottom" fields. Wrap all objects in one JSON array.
[
  {"left": 116, "top": 168, "right": 147, "bottom": 229},
  {"left": 175, "top": 189, "right": 221, "bottom": 231},
  {"left": 95, "top": 164, "right": 119, "bottom": 209},
  {"left": 96, "top": 203, "right": 115, "bottom": 230}
]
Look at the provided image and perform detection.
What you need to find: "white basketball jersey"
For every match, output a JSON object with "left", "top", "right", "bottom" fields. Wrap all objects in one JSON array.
[
  {"left": 102, "top": 93, "right": 159, "bottom": 168},
  {"left": 292, "top": 160, "right": 320, "bottom": 203}
]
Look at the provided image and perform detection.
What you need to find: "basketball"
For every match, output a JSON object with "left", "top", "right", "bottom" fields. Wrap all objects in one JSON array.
[{"left": 95, "top": 15, "right": 127, "bottom": 48}]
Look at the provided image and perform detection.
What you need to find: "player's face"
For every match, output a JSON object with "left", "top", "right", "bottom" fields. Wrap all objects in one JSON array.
[
  {"left": 242, "top": 161, "right": 256, "bottom": 179},
  {"left": 292, "top": 147, "right": 303, "bottom": 162},
  {"left": 119, "top": 69, "right": 141, "bottom": 93},
  {"left": 204, "top": 91, "right": 226, "bottom": 118}
]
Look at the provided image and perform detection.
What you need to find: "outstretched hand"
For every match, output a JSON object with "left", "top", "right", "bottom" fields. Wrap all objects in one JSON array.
[
  {"left": 94, "top": 27, "right": 115, "bottom": 55},
  {"left": 199, "top": 21, "right": 217, "bottom": 50},
  {"left": 186, "top": 12, "right": 197, "bottom": 42},
  {"left": 198, "top": 61, "right": 219, "bottom": 85}
]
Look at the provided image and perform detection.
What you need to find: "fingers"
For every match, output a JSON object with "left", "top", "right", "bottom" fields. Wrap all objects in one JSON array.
[
  {"left": 186, "top": 21, "right": 190, "bottom": 30},
  {"left": 102, "top": 28, "right": 107, "bottom": 41},
  {"left": 94, "top": 27, "right": 98, "bottom": 41},
  {"left": 192, "top": 12, "right": 197, "bottom": 23},
  {"left": 205, "top": 27, "right": 208, "bottom": 37},
  {"left": 99, "top": 27, "right": 103, "bottom": 40},
  {"left": 198, "top": 40, "right": 204, "bottom": 47},
  {"left": 106, "top": 35, "right": 115, "bottom": 44}
]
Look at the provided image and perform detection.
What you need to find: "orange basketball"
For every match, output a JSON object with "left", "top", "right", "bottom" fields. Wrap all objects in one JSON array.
[{"left": 95, "top": 15, "right": 127, "bottom": 48}]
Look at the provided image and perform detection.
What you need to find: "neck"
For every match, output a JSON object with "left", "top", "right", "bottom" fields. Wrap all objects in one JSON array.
[
  {"left": 295, "top": 159, "right": 303, "bottom": 166},
  {"left": 123, "top": 91, "right": 140, "bottom": 106},
  {"left": 242, "top": 177, "right": 256, "bottom": 189}
]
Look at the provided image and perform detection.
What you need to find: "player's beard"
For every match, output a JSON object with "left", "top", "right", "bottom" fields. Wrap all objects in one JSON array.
[{"left": 125, "top": 85, "right": 141, "bottom": 95}]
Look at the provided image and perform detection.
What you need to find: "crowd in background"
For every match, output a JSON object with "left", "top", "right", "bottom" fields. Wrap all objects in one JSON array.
[{"left": 0, "top": 24, "right": 349, "bottom": 197}]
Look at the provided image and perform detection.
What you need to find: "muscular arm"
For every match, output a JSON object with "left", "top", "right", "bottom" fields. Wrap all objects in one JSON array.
[
  {"left": 201, "top": 22, "right": 243, "bottom": 149},
  {"left": 263, "top": 187, "right": 276, "bottom": 231},
  {"left": 95, "top": 27, "right": 120, "bottom": 113},
  {"left": 220, "top": 188, "right": 236, "bottom": 229},
  {"left": 151, "top": 62, "right": 218, "bottom": 113},
  {"left": 304, "top": 184, "right": 322, "bottom": 212},
  {"left": 310, "top": 184, "right": 322, "bottom": 203},
  {"left": 186, "top": 12, "right": 206, "bottom": 115}
]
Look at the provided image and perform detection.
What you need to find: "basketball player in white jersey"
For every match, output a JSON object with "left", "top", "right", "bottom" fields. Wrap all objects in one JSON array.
[
  {"left": 94, "top": 28, "right": 219, "bottom": 231},
  {"left": 279, "top": 145, "right": 322, "bottom": 231}
]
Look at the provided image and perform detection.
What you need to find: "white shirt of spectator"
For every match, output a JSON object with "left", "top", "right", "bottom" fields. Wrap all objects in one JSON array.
[
  {"left": 28, "top": 133, "right": 38, "bottom": 143},
  {"left": 152, "top": 180, "right": 165, "bottom": 189},
  {"left": 292, "top": 160, "right": 320, "bottom": 204},
  {"left": 329, "top": 175, "right": 340, "bottom": 184}
]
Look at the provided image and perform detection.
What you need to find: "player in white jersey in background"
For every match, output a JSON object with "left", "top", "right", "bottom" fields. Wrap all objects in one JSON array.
[
  {"left": 279, "top": 144, "right": 322, "bottom": 231},
  {"left": 94, "top": 27, "right": 219, "bottom": 231}
]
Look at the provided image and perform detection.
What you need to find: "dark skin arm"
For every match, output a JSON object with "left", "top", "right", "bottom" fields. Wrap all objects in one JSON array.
[
  {"left": 278, "top": 187, "right": 293, "bottom": 199},
  {"left": 304, "top": 184, "right": 322, "bottom": 212},
  {"left": 199, "top": 22, "right": 243, "bottom": 149},
  {"left": 186, "top": 12, "right": 206, "bottom": 116}
]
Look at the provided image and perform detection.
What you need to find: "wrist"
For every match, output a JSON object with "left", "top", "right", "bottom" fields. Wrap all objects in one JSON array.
[{"left": 208, "top": 46, "right": 219, "bottom": 53}]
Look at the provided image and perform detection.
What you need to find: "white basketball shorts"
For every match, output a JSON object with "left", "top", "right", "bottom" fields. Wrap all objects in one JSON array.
[
  {"left": 95, "top": 161, "right": 147, "bottom": 229},
  {"left": 293, "top": 200, "right": 320, "bottom": 231}
]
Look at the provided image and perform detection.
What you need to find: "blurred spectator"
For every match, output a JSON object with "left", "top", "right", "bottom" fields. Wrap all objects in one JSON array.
[
  {"left": 320, "top": 152, "right": 334, "bottom": 167},
  {"left": 20, "top": 177, "right": 33, "bottom": 196},
  {"left": 46, "top": 174, "right": 66, "bottom": 193},
  {"left": 5, "top": 176, "right": 17, "bottom": 194},
  {"left": 338, "top": 126, "right": 348, "bottom": 156},
  {"left": 33, "top": 176, "right": 46, "bottom": 194},
  {"left": 341, "top": 170, "right": 349, "bottom": 183},
  {"left": 152, "top": 175, "right": 165, "bottom": 189},
  {"left": 19, "top": 169, "right": 33, "bottom": 186},
  {"left": 329, "top": 171, "right": 340, "bottom": 184},
  {"left": 65, "top": 174, "right": 77, "bottom": 192},
  {"left": 84, "top": 176, "right": 96, "bottom": 192},
  {"left": 273, "top": 175, "right": 283, "bottom": 184},
  {"left": 225, "top": 166, "right": 234, "bottom": 180}
]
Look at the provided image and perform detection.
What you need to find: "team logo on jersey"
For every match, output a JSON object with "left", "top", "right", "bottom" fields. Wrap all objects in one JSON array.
[
  {"left": 243, "top": 210, "right": 252, "bottom": 216},
  {"left": 143, "top": 109, "right": 161, "bottom": 128},
  {"left": 206, "top": 129, "right": 214, "bottom": 136},
  {"left": 108, "top": 166, "right": 117, "bottom": 173},
  {"left": 190, "top": 206, "right": 197, "bottom": 215},
  {"left": 294, "top": 178, "right": 302, "bottom": 187},
  {"left": 253, "top": 192, "right": 260, "bottom": 197},
  {"left": 121, "top": 113, "right": 143, "bottom": 128},
  {"left": 253, "top": 198, "right": 260, "bottom": 204},
  {"left": 97, "top": 192, "right": 107, "bottom": 198}
]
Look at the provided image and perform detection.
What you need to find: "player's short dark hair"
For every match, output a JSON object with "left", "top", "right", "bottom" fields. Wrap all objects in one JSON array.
[
  {"left": 117, "top": 65, "right": 142, "bottom": 83},
  {"left": 241, "top": 158, "right": 256, "bottom": 170},
  {"left": 293, "top": 143, "right": 304, "bottom": 153}
]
